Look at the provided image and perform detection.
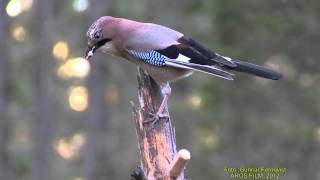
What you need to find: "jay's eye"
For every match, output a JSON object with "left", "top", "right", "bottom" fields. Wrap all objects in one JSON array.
[{"left": 93, "top": 31, "right": 101, "bottom": 39}]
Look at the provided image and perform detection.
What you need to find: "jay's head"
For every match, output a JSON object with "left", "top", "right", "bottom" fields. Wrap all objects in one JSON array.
[{"left": 85, "top": 16, "right": 118, "bottom": 59}]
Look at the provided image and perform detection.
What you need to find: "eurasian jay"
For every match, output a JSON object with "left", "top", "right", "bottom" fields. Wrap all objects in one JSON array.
[{"left": 85, "top": 16, "right": 282, "bottom": 121}]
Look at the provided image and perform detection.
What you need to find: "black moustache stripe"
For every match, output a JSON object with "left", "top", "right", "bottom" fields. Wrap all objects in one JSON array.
[{"left": 96, "top": 38, "right": 112, "bottom": 48}]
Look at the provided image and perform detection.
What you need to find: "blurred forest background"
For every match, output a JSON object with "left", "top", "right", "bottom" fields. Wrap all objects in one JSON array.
[{"left": 1, "top": 0, "right": 320, "bottom": 179}]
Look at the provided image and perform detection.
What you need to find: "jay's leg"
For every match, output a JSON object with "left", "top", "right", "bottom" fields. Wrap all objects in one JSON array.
[
  {"left": 157, "top": 83, "right": 171, "bottom": 116},
  {"left": 144, "top": 83, "right": 171, "bottom": 125}
]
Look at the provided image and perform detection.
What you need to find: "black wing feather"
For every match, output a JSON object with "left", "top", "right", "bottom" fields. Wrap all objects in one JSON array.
[
  {"left": 156, "top": 44, "right": 213, "bottom": 65},
  {"left": 155, "top": 36, "right": 282, "bottom": 80},
  {"left": 157, "top": 37, "right": 237, "bottom": 67},
  {"left": 178, "top": 37, "right": 237, "bottom": 67}
]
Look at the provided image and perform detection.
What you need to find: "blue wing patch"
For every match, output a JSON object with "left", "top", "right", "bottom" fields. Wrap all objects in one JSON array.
[{"left": 128, "top": 50, "right": 167, "bottom": 66}]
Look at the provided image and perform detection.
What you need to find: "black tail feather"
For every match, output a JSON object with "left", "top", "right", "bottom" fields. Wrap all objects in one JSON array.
[{"left": 230, "top": 59, "right": 282, "bottom": 80}]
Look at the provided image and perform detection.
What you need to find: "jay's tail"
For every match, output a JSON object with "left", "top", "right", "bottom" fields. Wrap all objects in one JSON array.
[{"left": 228, "top": 59, "right": 282, "bottom": 80}]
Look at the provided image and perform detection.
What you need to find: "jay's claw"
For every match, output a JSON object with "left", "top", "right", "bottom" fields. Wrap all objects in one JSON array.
[{"left": 143, "top": 112, "right": 169, "bottom": 126}]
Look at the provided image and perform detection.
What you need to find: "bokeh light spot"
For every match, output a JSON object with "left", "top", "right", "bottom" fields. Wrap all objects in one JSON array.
[
  {"left": 72, "top": 0, "right": 88, "bottom": 12},
  {"left": 55, "top": 133, "right": 86, "bottom": 160},
  {"left": 21, "top": 0, "right": 33, "bottom": 10},
  {"left": 196, "top": 128, "right": 219, "bottom": 151},
  {"left": 68, "top": 86, "right": 88, "bottom": 112},
  {"left": 12, "top": 26, "right": 27, "bottom": 42},
  {"left": 105, "top": 85, "right": 119, "bottom": 104},
  {"left": 72, "top": 58, "right": 90, "bottom": 78},
  {"left": 55, "top": 139, "right": 74, "bottom": 159},
  {"left": 6, "top": 0, "right": 23, "bottom": 17},
  {"left": 57, "top": 57, "right": 90, "bottom": 79},
  {"left": 16, "top": 128, "right": 30, "bottom": 144},
  {"left": 314, "top": 128, "right": 320, "bottom": 144},
  {"left": 53, "top": 41, "right": 69, "bottom": 61},
  {"left": 188, "top": 94, "right": 202, "bottom": 108}
]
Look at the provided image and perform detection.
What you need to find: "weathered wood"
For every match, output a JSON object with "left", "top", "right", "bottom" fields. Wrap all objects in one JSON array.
[
  {"left": 130, "top": 166, "right": 147, "bottom": 180},
  {"left": 168, "top": 149, "right": 190, "bottom": 180},
  {"left": 132, "top": 68, "right": 186, "bottom": 180}
]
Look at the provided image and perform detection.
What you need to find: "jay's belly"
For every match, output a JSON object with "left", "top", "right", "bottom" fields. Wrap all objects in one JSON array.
[{"left": 144, "top": 65, "right": 193, "bottom": 84}]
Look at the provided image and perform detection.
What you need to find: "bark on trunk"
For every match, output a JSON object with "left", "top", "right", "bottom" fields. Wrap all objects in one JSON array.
[{"left": 132, "top": 68, "right": 186, "bottom": 180}]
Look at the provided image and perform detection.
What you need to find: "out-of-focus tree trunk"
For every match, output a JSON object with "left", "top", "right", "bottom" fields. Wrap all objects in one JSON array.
[
  {"left": 31, "top": 0, "right": 54, "bottom": 180},
  {"left": 0, "top": 0, "right": 11, "bottom": 179},
  {"left": 84, "top": 55, "right": 108, "bottom": 180},
  {"left": 84, "top": 1, "right": 114, "bottom": 179}
]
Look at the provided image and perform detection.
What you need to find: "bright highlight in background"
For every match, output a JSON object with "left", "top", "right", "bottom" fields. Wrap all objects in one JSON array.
[
  {"left": 68, "top": 86, "right": 88, "bottom": 112},
  {"left": 52, "top": 41, "right": 69, "bottom": 61},
  {"left": 71, "top": 58, "right": 90, "bottom": 78},
  {"left": 189, "top": 94, "right": 202, "bottom": 108},
  {"left": 6, "top": 0, "right": 33, "bottom": 17},
  {"left": 55, "top": 133, "right": 86, "bottom": 160},
  {"left": 72, "top": 0, "right": 88, "bottom": 12},
  {"left": 104, "top": 85, "right": 119, "bottom": 104},
  {"left": 12, "top": 26, "right": 27, "bottom": 42},
  {"left": 21, "top": 0, "right": 33, "bottom": 10},
  {"left": 197, "top": 128, "right": 218, "bottom": 150},
  {"left": 6, "top": 0, "right": 22, "bottom": 17},
  {"left": 314, "top": 128, "right": 320, "bottom": 144},
  {"left": 57, "top": 57, "right": 90, "bottom": 79}
]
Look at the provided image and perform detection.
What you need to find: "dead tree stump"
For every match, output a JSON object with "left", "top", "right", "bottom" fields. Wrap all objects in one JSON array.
[{"left": 131, "top": 68, "right": 190, "bottom": 180}]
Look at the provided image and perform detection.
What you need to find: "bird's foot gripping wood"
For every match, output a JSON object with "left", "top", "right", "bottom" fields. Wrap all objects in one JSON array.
[
  {"left": 143, "top": 83, "right": 171, "bottom": 127},
  {"left": 143, "top": 112, "right": 169, "bottom": 126}
]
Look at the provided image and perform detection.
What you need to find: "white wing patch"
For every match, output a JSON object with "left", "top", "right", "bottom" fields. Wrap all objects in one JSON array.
[
  {"left": 216, "top": 53, "right": 233, "bottom": 63},
  {"left": 176, "top": 53, "right": 191, "bottom": 63},
  {"left": 222, "top": 56, "right": 232, "bottom": 62}
]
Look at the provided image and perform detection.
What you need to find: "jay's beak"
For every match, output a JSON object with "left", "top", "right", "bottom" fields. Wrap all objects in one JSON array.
[
  {"left": 85, "top": 39, "right": 111, "bottom": 60},
  {"left": 85, "top": 45, "right": 97, "bottom": 60}
]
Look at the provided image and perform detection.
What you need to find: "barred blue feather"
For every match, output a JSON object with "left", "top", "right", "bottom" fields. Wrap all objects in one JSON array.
[{"left": 128, "top": 50, "right": 167, "bottom": 66}]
